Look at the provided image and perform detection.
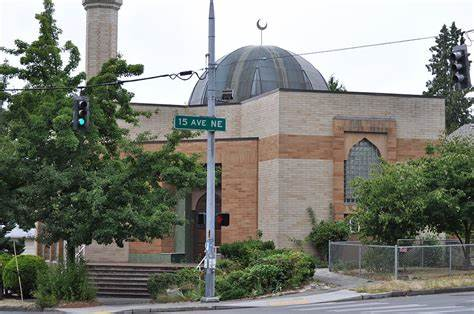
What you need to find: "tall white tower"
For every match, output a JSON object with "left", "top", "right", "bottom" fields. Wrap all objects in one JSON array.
[{"left": 82, "top": 0, "right": 122, "bottom": 78}]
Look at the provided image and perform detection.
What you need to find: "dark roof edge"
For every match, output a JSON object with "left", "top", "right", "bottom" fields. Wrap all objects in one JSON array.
[
  {"left": 130, "top": 102, "right": 242, "bottom": 108},
  {"left": 143, "top": 137, "right": 259, "bottom": 144},
  {"left": 278, "top": 88, "right": 445, "bottom": 99}
]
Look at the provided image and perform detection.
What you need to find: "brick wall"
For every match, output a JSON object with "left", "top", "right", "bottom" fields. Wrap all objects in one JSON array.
[
  {"left": 85, "top": 241, "right": 129, "bottom": 263},
  {"left": 83, "top": 0, "right": 122, "bottom": 78},
  {"left": 278, "top": 90, "right": 444, "bottom": 139},
  {"left": 144, "top": 139, "right": 259, "bottom": 245}
]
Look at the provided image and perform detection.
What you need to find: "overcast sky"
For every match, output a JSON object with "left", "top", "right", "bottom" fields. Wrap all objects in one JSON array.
[{"left": 1, "top": 0, "right": 473, "bottom": 105}]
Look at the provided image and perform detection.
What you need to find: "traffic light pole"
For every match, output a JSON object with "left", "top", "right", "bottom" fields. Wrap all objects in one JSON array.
[{"left": 201, "top": 0, "right": 219, "bottom": 303}]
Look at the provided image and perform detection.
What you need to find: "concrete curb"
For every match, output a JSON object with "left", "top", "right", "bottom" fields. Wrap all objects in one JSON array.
[
  {"left": 116, "top": 305, "right": 255, "bottom": 313},
  {"left": 360, "top": 285, "right": 474, "bottom": 300},
  {"left": 56, "top": 286, "right": 474, "bottom": 313}
]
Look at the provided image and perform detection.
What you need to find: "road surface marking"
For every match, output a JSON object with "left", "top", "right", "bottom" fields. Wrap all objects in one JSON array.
[
  {"left": 332, "top": 304, "right": 424, "bottom": 312},
  {"left": 289, "top": 301, "right": 359, "bottom": 309},
  {"left": 295, "top": 302, "right": 390, "bottom": 311}
]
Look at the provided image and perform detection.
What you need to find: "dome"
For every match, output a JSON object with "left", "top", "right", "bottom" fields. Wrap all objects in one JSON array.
[{"left": 189, "top": 45, "right": 328, "bottom": 105}]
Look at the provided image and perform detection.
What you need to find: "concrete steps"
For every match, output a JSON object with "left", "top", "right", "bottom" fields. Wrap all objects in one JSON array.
[{"left": 87, "top": 263, "right": 194, "bottom": 298}]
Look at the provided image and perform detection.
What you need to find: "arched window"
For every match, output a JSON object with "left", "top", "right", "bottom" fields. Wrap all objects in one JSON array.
[{"left": 344, "top": 139, "right": 381, "bottom": 204}]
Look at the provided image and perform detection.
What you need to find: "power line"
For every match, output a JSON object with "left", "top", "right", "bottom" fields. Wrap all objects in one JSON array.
[
  {"left": 0, "top": 70, "right": 206, "bottom": 93},
  {"left": 2, "top": 29, "right": 473, "bottom": 92},
  {"left": 213, "top": 29, "right": 474, "bottom": 69}
]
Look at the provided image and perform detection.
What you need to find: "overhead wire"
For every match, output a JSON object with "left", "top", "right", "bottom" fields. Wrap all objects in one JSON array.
[
  {"left": 211, "top": 29, "right": 474, "bottom": 69},
  {"left": 0, "top": 70, "right": 207, "bottom": 93},
  {"left": 1, "top": 29, "right": 473, "bottom": 92}
]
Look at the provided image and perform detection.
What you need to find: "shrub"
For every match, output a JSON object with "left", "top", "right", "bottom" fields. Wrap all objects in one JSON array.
[
  {"left": 147, "top": 268, "right": 204, "bottom": 301},
  {"left": 147, "top": 272, "right": 178, "bottom": 299},
  {"left": 216, "top": 249, "right": 316, "bottom": 300},
  {"left": 2, "top": 255, "right": 47, "bottom": 296},
  {"left": 307, "top": 216, "right": 350, "bottom": 261},
  {"left": 256, "top": 250, "right": 316, "bottom": 288},
  {"left": 219, "top": 239, "right": 275, "bottom": 266},
  {"left": 216, "top": 270, "right": 250, "bottom": 300},
  {"left": 34, "top": 259, "right": 96, "bottom": 308},
  {"left": 245, "top": 264, "right": 283, "bottom": 294},
  {"left": 0, "top": 253, "right": 12, "bottom": 286},
  {"left": 216, "top": 258, "right": 241, "bottom": 274},
  {"left": 175, "top": 268, "right": 203, "bottom": 300}
]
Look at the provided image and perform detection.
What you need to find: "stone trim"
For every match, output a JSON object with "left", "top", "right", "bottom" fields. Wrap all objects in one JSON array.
[{"left": 332, "top": 117, "right": 397, "bottom": 219}]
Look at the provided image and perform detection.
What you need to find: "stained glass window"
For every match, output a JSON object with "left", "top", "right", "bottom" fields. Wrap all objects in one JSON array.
[{"left": 344, "top": 139, "right": 381, "bottom": 204}]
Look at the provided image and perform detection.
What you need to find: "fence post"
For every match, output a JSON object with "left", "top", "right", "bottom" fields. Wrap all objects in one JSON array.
[
  {"left": 358, "top": 245, "right": 362, "bottom": 275},
  {"left": 421, "top": 246, "right": 424, "bottom": 268},
  {"left": 394, "top": 245, "right": 398, "bottom": 280},
  {"left": 449, "top": 245, "right": 452, "bottom": 275},
  {"left": 328, "top": 240, "right": 332, "bottom": 272}
]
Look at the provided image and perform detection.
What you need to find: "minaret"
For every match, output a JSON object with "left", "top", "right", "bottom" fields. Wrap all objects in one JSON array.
[{"left": 82, "top": 0, "right": 123, "bottom": 78}]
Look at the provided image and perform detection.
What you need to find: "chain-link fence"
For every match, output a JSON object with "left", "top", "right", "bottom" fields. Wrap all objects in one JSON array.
[{"left": 329, "top": 241, "right": 474, "bottom": 280}]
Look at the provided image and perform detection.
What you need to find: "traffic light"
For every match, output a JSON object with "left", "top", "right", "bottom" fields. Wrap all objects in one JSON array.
[
  {"left": 73, "top": 96, "right": 90, "bottom": 130},
  {"left": 216, "top": 213, "right": 230, "bottom": 227},
  {"left": 449, "top": 44, "right": 471, "bottom": 90}
]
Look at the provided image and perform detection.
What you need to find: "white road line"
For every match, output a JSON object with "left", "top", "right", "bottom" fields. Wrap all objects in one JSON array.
[
  {"left": 367, "top": 306, "right": 462, "bottom": 313},
  {"left": 416, "top": 307, "right": 472, "bottom": 313},
  {"left": 402, "top": 306, "right": 469, "bottom": 314},
  {"left": 332, "top": 304, "right": 424, "bottom": 312},
  {"left": 294, "top": 302, "right": 390, "bottom": 311},
  {"left": 288, "top": 301, "right": 359, "bottom": 309}
]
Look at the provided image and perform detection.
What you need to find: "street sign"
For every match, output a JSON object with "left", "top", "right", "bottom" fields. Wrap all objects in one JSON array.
[{"left": 174, "top": 115, "right": 226, "bottom": 132}]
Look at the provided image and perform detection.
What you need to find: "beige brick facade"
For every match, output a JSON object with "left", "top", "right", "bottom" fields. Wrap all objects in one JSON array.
[
  {"left": 85, "top": 89, "right": 444, "bottom": 262},
  {"left": 117, "top": 89, "right": 444, "bottom": 252}
]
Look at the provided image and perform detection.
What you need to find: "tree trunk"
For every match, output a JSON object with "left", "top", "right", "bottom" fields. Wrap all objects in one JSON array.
[
  {"left": 463, "top": 228, "right": 472, "bottom": 269},
  {"left": 66, "top": 242, "right": 76, "bottom": 265}
]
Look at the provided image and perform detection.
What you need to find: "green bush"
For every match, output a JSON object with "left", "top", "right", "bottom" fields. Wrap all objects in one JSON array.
[
  {"left": 2, "top": 255, "right": 47, "bottom": 296},
  {"left": 219, "top": 239, "right": 275, "bottom": 266},
  {"left": 216, "top": 258, "right": 241, "bottom": 274},
  {"left": 216, "top": 249, "right": 316, "bottom": 300},
  {"left": 34, "top": 259, "right": 96, "bottom": 308},
  {"left": 175, "top": 268, "right": 203, "bottom": 300},
  {"left": 216, "top": 270, "right": 250, "bottom": 300},
  {"left": 245, "top": 264, "right": 283, "bottom": 294},
  {"left": 307, "top": 219, "right": 350, "bottom": 261},
  {"left": 0, "top": 253, "right": 12, "bottom": 286},
  {"left": 256, "top": 250, "right": 316, "bottom": 288},
  {"left": 147, "top": 272, "right": 178, "bottom": 298},
  {"left": 147, "top": 269, "right": 204, "bottom": 301}
]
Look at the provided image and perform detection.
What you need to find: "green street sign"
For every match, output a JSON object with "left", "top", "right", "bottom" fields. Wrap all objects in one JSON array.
[{"left": 174, "top": 115, "right": 226, "bottom": 132}]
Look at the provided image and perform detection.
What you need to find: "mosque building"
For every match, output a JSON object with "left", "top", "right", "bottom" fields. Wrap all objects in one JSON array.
[{"left": 38, "top": 0, "right": 445, "bottom": 264}]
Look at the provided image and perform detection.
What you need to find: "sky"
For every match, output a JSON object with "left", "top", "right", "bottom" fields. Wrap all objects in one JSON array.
[{"left": 1, "top": 0, "right": 473, "bottom": 105}]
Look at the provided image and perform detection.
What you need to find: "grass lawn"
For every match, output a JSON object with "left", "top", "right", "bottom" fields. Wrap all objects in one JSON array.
[{"left": 355, "top": 273, "right": 474, "bottom": 294}]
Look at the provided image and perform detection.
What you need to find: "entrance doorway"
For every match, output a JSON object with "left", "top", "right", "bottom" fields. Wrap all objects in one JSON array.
[{"left": 192, "top": 192, "right": 222, "bottom": 262}]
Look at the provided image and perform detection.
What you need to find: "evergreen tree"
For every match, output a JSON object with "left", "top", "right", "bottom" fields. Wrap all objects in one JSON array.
[
  {"left": 327, "top": 75, "right": 347, "bottom": 92},
  {"left": 425, "top": 23, "right": 473, "bottom": 133},
  {"left": 0, "top": 0, "right": 206, "bottom": 262}
]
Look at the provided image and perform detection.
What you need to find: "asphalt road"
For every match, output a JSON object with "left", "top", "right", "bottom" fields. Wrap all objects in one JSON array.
[{"left": 173, "top": 291, "right": 474, "bottom": 314}]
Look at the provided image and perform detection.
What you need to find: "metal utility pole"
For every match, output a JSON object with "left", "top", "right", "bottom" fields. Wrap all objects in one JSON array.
[{"left": 202, "top": 0, "right": 219, "bottom": 303}]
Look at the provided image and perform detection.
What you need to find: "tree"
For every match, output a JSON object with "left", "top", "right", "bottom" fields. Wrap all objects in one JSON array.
[
  {"left": 353, "top": 138, "right": 473, "bottom": 266},
  {"left": 423, "top": 137, "right": 474, "bottom": 266},
  {"left": 424, "top": 23, "right": 473, "bottom": 133},
  {"left": 0, "top": 0, "right": 206, "bottom": 262},
  {"left": 352, "top": 160, "right": 428, "bottom": 245},
  {"left": 327, "top": 75, "right": 347, "bottom": 92}
]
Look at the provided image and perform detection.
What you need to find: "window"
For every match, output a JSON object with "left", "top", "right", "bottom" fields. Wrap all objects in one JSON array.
[{"left": 344, "top": 139, "right": 381, "bottom": 204}]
